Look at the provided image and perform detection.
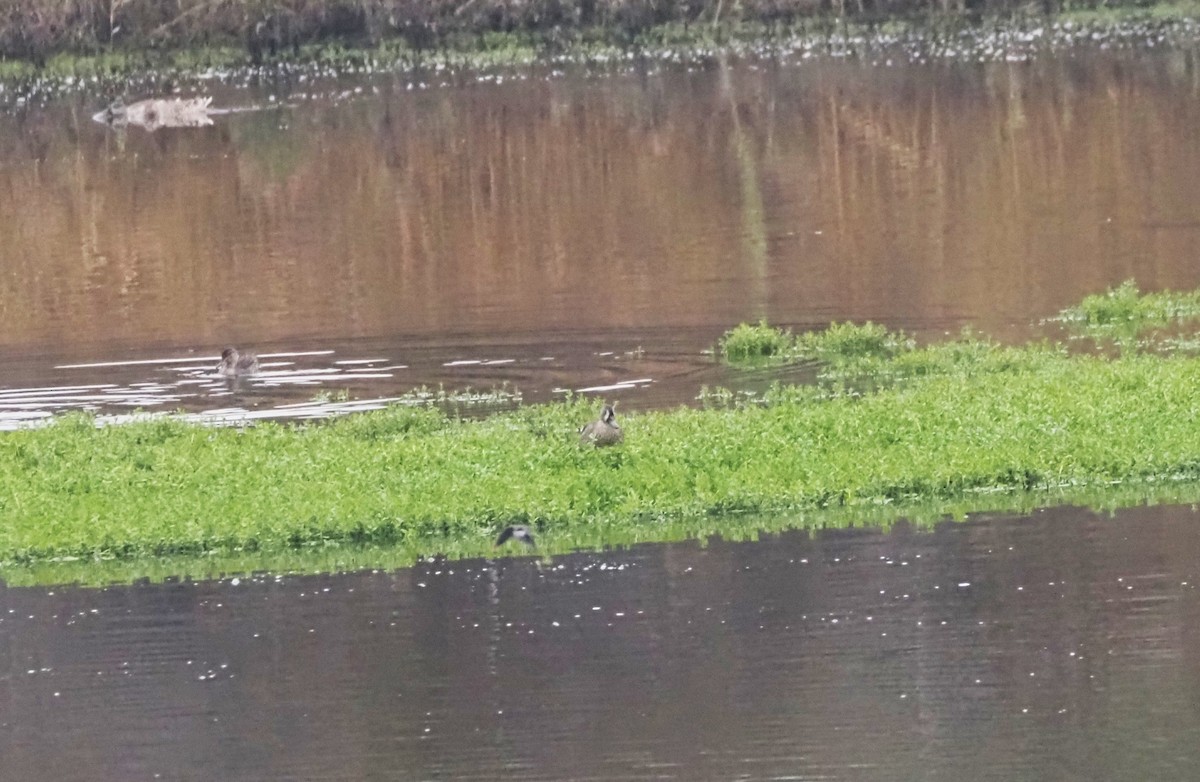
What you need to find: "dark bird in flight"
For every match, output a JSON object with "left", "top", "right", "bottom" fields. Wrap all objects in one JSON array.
[{"left": 495, "top": 524, "right": 536, "bottom": 548}]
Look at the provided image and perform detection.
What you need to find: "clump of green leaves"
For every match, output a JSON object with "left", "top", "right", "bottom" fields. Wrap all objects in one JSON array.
[
  {"left": 1054, "top": 279, "right": 1200, "bottom": 341},
  {"left": 327, "top": 405, "right": 449, "bottom": 440},
  {"left": 719, "top": 321, "right": 795, "bottom": 363},
  {"left": 311, "top": 389, "right": 352, "bottom": 403},
  {"left": 813, "top": 329, "right": 1066, "bottom": 385},
  {"left": 795, "top": 321, "right": 912, "bottom": 365},
  {"left": 721, "top": 320, "right": 915, "bottom": 385},
  {"left": 720, "top": 320, "right": 909, "bottom": 367}
]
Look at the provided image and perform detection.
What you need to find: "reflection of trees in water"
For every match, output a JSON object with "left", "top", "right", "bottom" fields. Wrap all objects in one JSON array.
[
  {"left": 718, "top": 52, "right": 770, "bottom": 321},
  {"left": 3, "top": 54, "right": 1200, "bottom": 353}
]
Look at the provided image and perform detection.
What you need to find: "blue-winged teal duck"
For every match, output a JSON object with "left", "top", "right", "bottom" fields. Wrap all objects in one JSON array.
[
  {"left": 579, "top": 403, "right": 623, "bottom": 447},
  {"left": 216, "top": 347, "right": 260, "bottom": 378},
  {"left": 495, "top": 524, "right": 536, "bottom": 548}
]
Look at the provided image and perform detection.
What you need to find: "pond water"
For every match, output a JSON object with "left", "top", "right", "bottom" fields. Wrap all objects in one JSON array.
[
  {"left": 5, "top": 40, "right": 1200, "bottom": 778},
  {"left": 3, "top": 503, "right": 1200, "bottom": 779},
  {"left": 3, "top": 46, "right": 1200, "bottom": 423}
]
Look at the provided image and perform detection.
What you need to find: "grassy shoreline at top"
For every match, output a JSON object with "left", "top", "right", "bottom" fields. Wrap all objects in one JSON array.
[
  {"left": 4, "top": 1, "right": 1200, "bottom": 105},
  {"left": 6, "top": 283, "right": 1200, "bottom": 584}
]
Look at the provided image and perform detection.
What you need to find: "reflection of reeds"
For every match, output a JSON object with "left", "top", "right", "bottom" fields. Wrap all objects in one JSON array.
[
  {"left": 718, "top": 54, "right": 769, "bottom": 320},
  {"left": 834, "top": 101, "right": 922, "bottom": 171},
  {"left": 2, "top": 54, "right": 1199, "bottom": 351}
]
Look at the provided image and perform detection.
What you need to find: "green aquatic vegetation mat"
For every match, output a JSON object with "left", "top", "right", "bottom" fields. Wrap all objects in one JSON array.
[
  {"left": 7, "top": 477, "right": 1200, "bottom": 587},
  {"left": 1052, "top": 279, "right": 1200, "bottom": 345},
  {"left": 719, "top": 321, "right": 797, "bottom": 363},
  {"left": 11, "top": 281, "right": 1200, "bottom": 584},
  {"left": 7, "top": 349, "right": 1200, "bottom": 582},
  {"left": 720, "top": 320, "right": 910, "bottom": 368},
  {"left": 718, "top": 321, "right": 1043, "bottom": 393}
]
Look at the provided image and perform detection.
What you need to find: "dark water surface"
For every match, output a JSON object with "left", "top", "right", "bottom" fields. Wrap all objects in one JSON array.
[
  {"left": 4, "top": 47, "right": 1200, "bottom": 423},
  {"left": 3, "top": 503, "right": 1200, "bottom": 780}
]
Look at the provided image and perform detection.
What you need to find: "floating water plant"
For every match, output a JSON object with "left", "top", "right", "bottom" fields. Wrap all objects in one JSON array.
[
  {"left": 719, "top": 320, "right": 795, "bottom": 363},
  {"left": 721, "top": 320, "right": 910, "bottom": 366},
  {"left": 6, "top": 338, "right": 1200, "bottom": 576},
  {"left": 7, "top": 285, "right": 1200, "bottom": 583},
  {"left": 794, "top": 321, "right": 912, "bottom": 365},
  {"left": 1053, "top": 279, "right": 1200, "bottom": 336},
  {"left": 721, "top": 319, "right": 913, "bottom": 375}
]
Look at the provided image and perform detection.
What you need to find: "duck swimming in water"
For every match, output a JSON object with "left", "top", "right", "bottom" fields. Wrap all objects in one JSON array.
[
  {"left": 579, "top": 403, "right": 623, "bottom": 447},
  {"left": 216, "top": 347, "right": 259, "bottom": 378}
]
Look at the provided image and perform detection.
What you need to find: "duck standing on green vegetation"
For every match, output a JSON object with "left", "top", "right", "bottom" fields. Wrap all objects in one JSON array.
[
  {"left": 495, "top": 524, "right": 536, "bottom": 548},
  {"left": 579, "top": 403, "right": 623, "bottom": 446},
  {"left": 216, "top": 347, "right": 260, "bottom": 378}
]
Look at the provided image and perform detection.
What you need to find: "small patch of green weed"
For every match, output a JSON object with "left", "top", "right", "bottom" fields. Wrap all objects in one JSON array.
[
  {"left": 1054, "top": 279, "right": 1200, "bottom": 339},
  {"left": 310, "top": 389, "right": 351, "bottom": 403},
  {"left": 719, "top": 321, "right": 795, "bottom": 363},
  {"left": 796, "top": 321, "right": 912, "bottom": 365}
]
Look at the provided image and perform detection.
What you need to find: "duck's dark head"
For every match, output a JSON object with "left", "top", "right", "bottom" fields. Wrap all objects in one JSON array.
[
  {"left": 601, "top": 403, "right": 617, "bottom": 425},
  {"left": 221, "top": 347, "right": 237, "bottom": 362}
]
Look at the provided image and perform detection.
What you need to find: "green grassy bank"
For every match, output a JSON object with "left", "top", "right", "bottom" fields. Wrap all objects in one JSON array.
[
  {"left": 4, "top": 0, "right": 1200, "bottom": 99},
  {"left": 8, "top": 283, "right": 1200, "bottom": 585},
  {"left": 5, "top": 0, "right": 1189, "bottom": 64}
]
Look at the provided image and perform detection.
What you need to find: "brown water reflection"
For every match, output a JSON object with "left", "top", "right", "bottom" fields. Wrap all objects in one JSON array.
[
  {"left": 3, "top": 503, "right": 1200, "bottom": 779},
  {"left": 3, "top": 48, "right": 1200, "bottom": 418}
]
